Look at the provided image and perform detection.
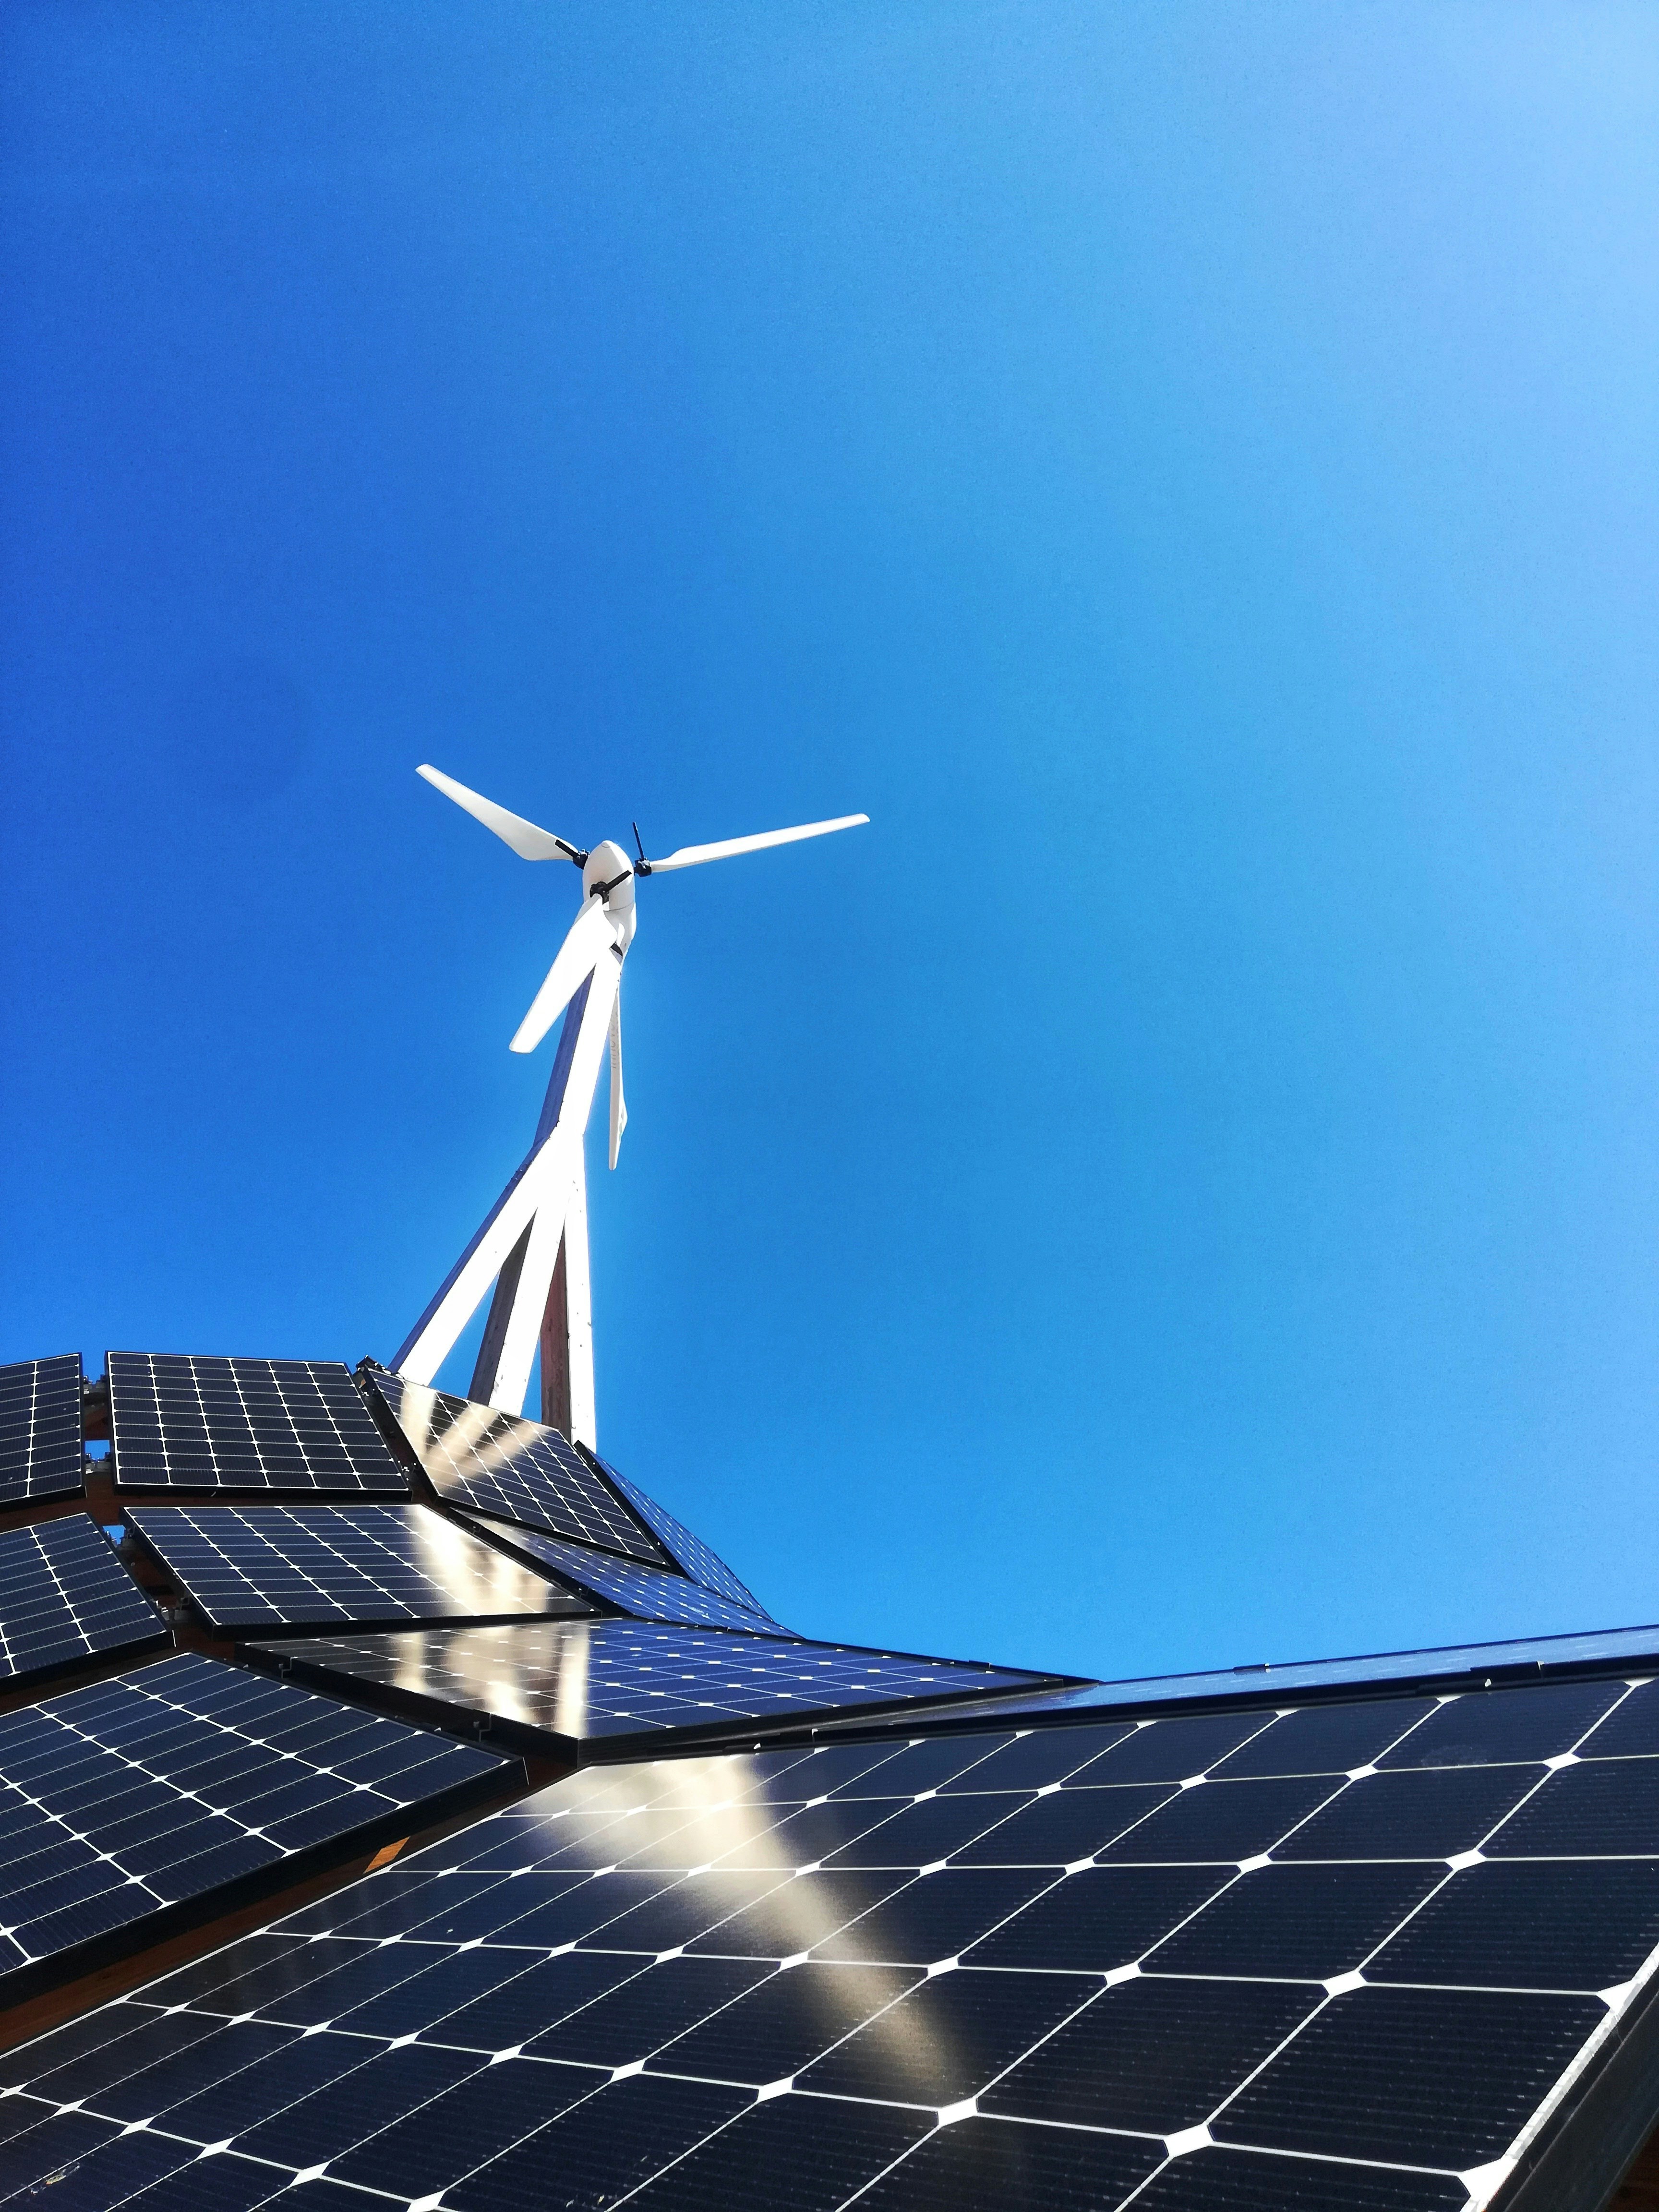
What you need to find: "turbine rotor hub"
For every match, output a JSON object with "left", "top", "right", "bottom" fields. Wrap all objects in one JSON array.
[{"left": 583, "top": 839, "right": 637, "bottom": 947}]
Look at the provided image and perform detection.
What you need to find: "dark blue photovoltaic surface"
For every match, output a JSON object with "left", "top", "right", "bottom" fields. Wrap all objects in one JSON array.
[
  {"left": 0, "top": 1514, "right": 165, "bottom": 1685},
  {"left": 459, "top": 1516, "right": 794, "bottom": 1635},
  {"left": 4, "top": 1670, "right": 1656, "bottom": 2208},
  {"left": 245, "top": 1619, "right": 1061, "bottom": 1753},
  {"left": 0, "top": 1355, "right": 84, "bottom": 1505},
  {"left": 128, "top": 1503, "right": 585, "bottom": 1634},
  {"left": 365, "top": 1372, "right": 666, "bottom": 1563},
  {"left": 589, "top": 1450, "right": 769, "bottom": 1619},
  {"left": 0, "top": 1652, "right": 505, "bottom": 1985},
  {"left": 109, "top": 1354, "right": 407, "bottom": 1494}
]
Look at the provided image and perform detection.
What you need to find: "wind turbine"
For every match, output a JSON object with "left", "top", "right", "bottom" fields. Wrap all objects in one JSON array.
[{"left": 392, "top": 765, "right": 868, "bottom": 1444}]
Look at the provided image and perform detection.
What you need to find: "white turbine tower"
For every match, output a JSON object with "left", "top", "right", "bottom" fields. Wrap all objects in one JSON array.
[{"left": 393, "top": 766, "right": 869, "bottom": 1444}]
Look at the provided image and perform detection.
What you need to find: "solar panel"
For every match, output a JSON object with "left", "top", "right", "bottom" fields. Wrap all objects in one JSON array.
[
  {"left": 587, "top": 1448, "right": 770, "bottom": 1618},
  {"left": 365, "top": 1370, "right": 666, "bottom": 1562},
  {"left": 10, "top": 1668, "right": 1659, "bottom": 2208},
  {"left": 127, "top": 1504, "right": 592, "bottom": 1636},
  {"left": 909, "top": 1619, "right": 1659, "bottom": 1734},
  {"left": 0, "top": 1513, "right": 166, "bottom": 1687},
  {"left": 244, "top": 1620, "right": 1065, "bottom": 1756},
  {"left": 0, "top": 1651, "right": 505, "bottom": 2002},
  {"left": 108, "top": 1352, "right": 408, "bottom": 1495},
  {"left": 0, "top": 1355, "right": 84, "bottom": 1505},
  {"left": 460, "top": 1515, "right": 796, "bottom": 1635}
]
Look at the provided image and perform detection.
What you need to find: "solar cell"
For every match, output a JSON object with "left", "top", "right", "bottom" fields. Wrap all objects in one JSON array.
[
  {"left": 9, "top": 1669, "right": 1659, "bottom": 2208},
  {"left": 1209, "top": 1695, "right": 1439, "bottom": 1777},
  {"left": 242, "top": 1619, "right": 1065, "bottom": 1755},
  {"left": 1209, "top": 1983, "right": 1606, "bottom": 2169},
  {"left": 0, "top": 1651, "right": 505, "bottom": 2000},
  {"left": 1366, "top": 1859, "right": 1659, "bottom": 1991},
  {"left": 1273, "top": 1766, "right": 1548, "bottom": 1861},
  {"left": 585, "top": 1447, "right": 770, "bottom": 1617},
  {"left": 0, "top": 1513, "right": 166, "bottom": 1687},
  {"left": 1144, "top": 1863, "right": 1444, "bottom": 1980},
  {"left": 127, "top": 1503, "right": 590, "bottom": 1635},
  {"left": 0, "top": 1354, "right": 84, "bottom": 1505},
  {"left": 1129, "top": 2151, "right": 1467, "bottom": 2211},
  {"left": 460, "top": 1514, "right": 796, "bottom": 1634},
  {"left": 108, "top": 1353, "right": 407, "bottom": 1494},
  {"left": 1580, "top": 1676, "right": 1659, "bottom": 1757},
  {"left": 858, "top": 2118, "right": 1163, "bottom": 2210},
  {"left": 1375, "top": 1679, "right": 1626, "bottom": 1768},
  {"left": 1482, "top": 1757, "right": 1659, "bottom": 1857},
  {"left": 365, "top": 1370, "right": 666, "bottom": 1561}
]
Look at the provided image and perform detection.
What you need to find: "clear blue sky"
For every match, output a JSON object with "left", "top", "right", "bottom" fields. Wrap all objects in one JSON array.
[{"left": 3, "top": 5, "right": 1657, "bottom": 1683}]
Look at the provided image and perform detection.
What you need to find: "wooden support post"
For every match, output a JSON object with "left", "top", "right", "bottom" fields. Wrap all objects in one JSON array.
[
  {"left": 539, "top": 1233, "right": 571, "bottom": 1438},
  {"left": 469, "top": 1218, "right": 533, "bottom": 1405}
]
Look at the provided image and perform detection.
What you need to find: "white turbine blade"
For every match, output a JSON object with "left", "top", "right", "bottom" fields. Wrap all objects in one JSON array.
[
  {"left": 647, "top": 812, "right": 869, "bottom": 873},
  {"left": 608, "top": 994, "right": 627, "bottom": 1170},
  {"left": 510, "top": 896, "right": 614, "bottom": 1055},
  {"left": 417, "top": 763, "right": 582, "bottom": 864}
]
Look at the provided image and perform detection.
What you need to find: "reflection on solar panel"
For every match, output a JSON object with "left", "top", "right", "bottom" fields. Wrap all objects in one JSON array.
[
  {"left": 589, "top": 1449, "right": 769, "bottom": 1618},
  {"left": 0, "top": 1514, "right": 166, "bottom": 1687},
  {"left": 461, "top": 1516, "right": 795, "bottom": 1635},
  {"left": 245, "top": 1620, "right": 1062, "bottom": 1756},
  {"left": 108, "top": 1352, "right": 408, "bottom": 1494},
  {"left": 0, "top": 1354, "right": 84, "bottom": 1505},
  {"left": 0, "top": 1652, "right": 505, "bottom": 2000},
  {"left": 127, "top": 1504, "right": 591, "bottom": 1636},
  {"left": 12, "top": 1672, "right": 1659, "bottom": 2207},
  {"left": 366, "top": 1370, "right": 666, "bottom": 1563}
]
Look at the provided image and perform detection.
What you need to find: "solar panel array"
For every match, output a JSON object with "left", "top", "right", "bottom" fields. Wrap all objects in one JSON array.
[
  {"left": 246, "top": 1620, "right": 1061, "bottom": 1755},
  {"left": 9, "top": 1340, "right": 1659, "bottom": 2200},
  {"left": 592, "top": 1449, "right": 771, "bottom": 1618},
  {"left": 127, "top": 1503, "right": 589, "bottom": 1636},
  {"left": 6, "top": 1673, "right": 1659, "bottom": 2207},
  {"left": 366, "top": 1370, "right": 666, "bottom": 1562},
  {"left": 463, "top": 1515, "right": 796, "bottom": 1635},
  {"left": 0, "top": 1652, "right": 506, "bottom": 1995},
  {"left": 108, "top": 1353, "right": 407, "bottom": 1495},
  {"left": 0, "top": 1514, "right": 166, "bottom": 1687},
  {"left": 0, "top": 1354, "right": 84, "bottom": 1505}
]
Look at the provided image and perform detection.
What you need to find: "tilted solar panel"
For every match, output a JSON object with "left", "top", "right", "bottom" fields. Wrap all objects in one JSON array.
[
  {"left": 244, "top": 1620, "right": 1065, "bottom": 1757},
  {"left": 0, "top": 1514, "right": 166, "bottom": 1687},
  {"left": 108, "top": 1352, "right": 408, "bottom": 1495},
  {"left": 909, "top": 1621, "right": 1659, "bottom": 1731},
  {"left": 0, "top": 1651, "right": 506, "bottom": 2004},
  {"left": 364, "top": 1370, "right": 665, "bottom": 1562},
  {"left": 459, "top": 1515, "right": 796, "bottom": 1636},
  {"left": 9, "top": 1671, "right": 1659, "bottom": 2208},
  {"left": 127, "top": 1504, "right": 591, "bottom": 1635},
  {"left": 586, "top": 1448, "right": 770, "bottom": 1618},
  {"left": 0, "top": 1354, "right": 84, "bottom": 1505}
]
